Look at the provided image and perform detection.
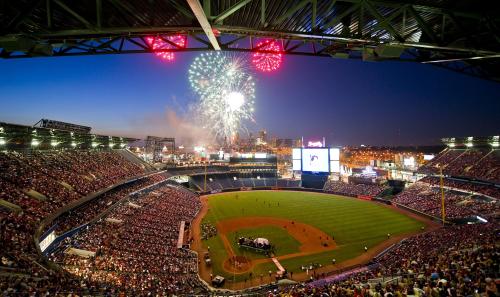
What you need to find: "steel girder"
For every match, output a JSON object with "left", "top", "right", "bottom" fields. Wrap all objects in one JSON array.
[{"left": 0, "top": 0, "right": 499, "bottom": 81}]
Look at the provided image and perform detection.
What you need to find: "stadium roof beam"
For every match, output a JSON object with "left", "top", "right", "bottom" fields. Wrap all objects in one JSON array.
[
  {"left": 52, "top": 0, "right": 94, "bottom": 30},
  {"left": 321, "top": 2, "right": 361, "bottom": 33},
  {"left": 3, "top": 0, "right": 44, "bottom": 34},
  {"left": 213, "top": 0, "right": 253, "bottom": 24},
  {"left": 363, "top": 1, "right": 404, "bottom": 42},
  {"left": 407, "top": 5, "right": 438, "bottom": 44},
  {"left": 186, "top": 0, "right": 220, "bottom": 50},
  {"left": 0, "top": 0, "right": 498, "bottom": 80},
  {"left": 169, "top": 0, "right": 195, "bottom": 19}
]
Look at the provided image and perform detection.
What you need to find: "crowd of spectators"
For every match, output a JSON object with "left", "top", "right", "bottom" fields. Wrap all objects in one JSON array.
[
  {"left": 0, "top": 150, "right": 144, "bottom": 217},
  {"left": 467, "top": 150, "right": 500, "bottom": 183},
  {"left": 392, "top": 182, "right": 499, "bottom": 219},
  {"left": 47, "top": 171, "right": 170, "bottom": 235},
  {"left": 323, "top": 180, "right": 386, "bottom": 197},
  {"left": 421, "top": 176, "right": 500, "bottom": 199},
  {"left": 0, "top": 149, "right": 152, "bottom": 290},
  {"left": 2, "top": 148, "right": 499, "bottom": 296},
  {"left": 269, "top": 222, "right": 498, "bottom": 297},
  {"left": 48, "top": 185, "right": 206, "bottom": 295},
  {"left": 420, "top": 148, "right": 500, "bottom": 183}
]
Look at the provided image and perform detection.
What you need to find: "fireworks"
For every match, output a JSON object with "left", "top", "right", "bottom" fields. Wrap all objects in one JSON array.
[
  {"left": 146, "top": 35, "right": 186, "bottom": 61},
  {"left": 189, "top": 52, "right": 255, "bottom": 143},
  {"left": 188, "top": 52, "right": 228, "bottom": 96},
  {"left": 252, "top": 39, "right": 283, "bottom": 72}
]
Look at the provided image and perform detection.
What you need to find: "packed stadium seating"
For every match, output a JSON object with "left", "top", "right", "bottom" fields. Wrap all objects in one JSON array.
[
  {"left": 323, "top": 180, "right": 386, "bottom": 197},
  {"left": 0, "top": 150, "right": 144, "bottom": 211},
  {"left": 419, "top": 148, "right": 500, "bottom": 183},
  {"left": 46, "top": 171, "right": 170, "bottom": 235},
  {"left": 1, "top": 148, "right": 499, "bottom": 296},
  {"left": 48, "top": 185, "right": 206, "bottom": 295},
  {"left": 421, "top": 176, "right": 500, "bottom": 199},
  {"left": 267, "top": 222, "right": 497, "bottom": 297},
  {"left": 0, "top": 148, "right": 210, "bottom": 295},
  {"left": 0, "top": 150, "right": 174, "bottom": 293},
  {"left": 392, "top": 182, "right": 498, "bottom": 219}
]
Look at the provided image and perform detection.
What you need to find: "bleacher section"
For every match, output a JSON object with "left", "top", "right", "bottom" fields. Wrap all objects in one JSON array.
[
  {"left": 419, "top": 148, "right": 500, "bottom": 183},
  {"left": 392, "top": 181, "right": 498, "bottom": 220},
  {"left": 323, "top": 180, "right": 387, "bottom": 198}
]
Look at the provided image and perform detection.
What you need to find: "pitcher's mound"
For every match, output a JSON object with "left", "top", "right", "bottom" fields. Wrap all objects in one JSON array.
[{"left": 223, "top": 256, "right": 252, "bottom": 273}]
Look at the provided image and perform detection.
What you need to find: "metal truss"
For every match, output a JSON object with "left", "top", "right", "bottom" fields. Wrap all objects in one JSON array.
[{"left": 0, "top": 0, "right": 499, "bottom": 81}]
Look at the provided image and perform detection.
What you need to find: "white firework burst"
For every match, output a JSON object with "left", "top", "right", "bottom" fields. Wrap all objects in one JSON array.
[{"left": 189, "top": 52, "right": 255, "bottom": 143}]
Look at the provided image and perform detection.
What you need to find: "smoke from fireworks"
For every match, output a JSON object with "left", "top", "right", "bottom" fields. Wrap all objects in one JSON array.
[{"left": 188, "top": 52, "right": 255, "bottom": 143}]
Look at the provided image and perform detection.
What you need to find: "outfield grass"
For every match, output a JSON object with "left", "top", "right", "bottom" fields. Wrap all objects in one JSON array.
[
  {"left": 201, "top": 191, "right": 424, "bottom": 281},
  {"left": 227, "top": 226, "right": 302, "bottom": 259}
]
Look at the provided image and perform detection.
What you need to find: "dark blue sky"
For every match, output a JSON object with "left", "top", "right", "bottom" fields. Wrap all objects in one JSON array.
[{"left": 0, "top": 52, "right": 499, "bottom": 146}]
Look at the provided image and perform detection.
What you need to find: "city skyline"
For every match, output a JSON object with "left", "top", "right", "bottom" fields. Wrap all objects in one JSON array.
[{"left": 1, "top": 51, "right": 499, "bottom": 146}]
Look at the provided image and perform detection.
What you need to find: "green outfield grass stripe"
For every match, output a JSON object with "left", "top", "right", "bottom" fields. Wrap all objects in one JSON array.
[{"left": 202, "top": 191, "right": 424, "bottom": 279}]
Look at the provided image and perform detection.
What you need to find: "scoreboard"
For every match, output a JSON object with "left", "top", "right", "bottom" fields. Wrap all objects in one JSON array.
[{"left": 292, "top": 147, "right": 340, "bottom": 173}]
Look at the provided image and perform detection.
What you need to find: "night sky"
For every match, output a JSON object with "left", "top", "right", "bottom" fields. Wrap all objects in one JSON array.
[{"left": 0, "top": 52, "right": 499, "bottom": 146}]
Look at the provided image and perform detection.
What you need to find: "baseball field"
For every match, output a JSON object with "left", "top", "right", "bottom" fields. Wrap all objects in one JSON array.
[{"left": 191, "top": 190, "right": 430, "bottom": 288}]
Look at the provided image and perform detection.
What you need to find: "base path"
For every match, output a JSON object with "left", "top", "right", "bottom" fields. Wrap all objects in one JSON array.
[
  {"left": 218, "top": 216, "right": 336, "bottom": 256},
  {"left": 189, "top": 196, "right": 212, "bottom": 284},
  {"left": 217, "top": 216, "right": 336, "bottom": 274},
  {"left": 271, "top": 257, "right": 285, "bottom": 272},
  {"left": 190, "top": 191, "right": 440, "bottom": 290}
]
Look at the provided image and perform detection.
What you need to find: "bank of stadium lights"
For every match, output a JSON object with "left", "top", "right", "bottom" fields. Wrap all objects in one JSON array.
[
  {"left": 466, "top": 137, "right": 474, "bottom": 147},
  {"left": 50, "top": 140, "right": 60, "bottom": 147},
  {"left": 91, "top": 142, "right": 99, "bottom": 148},
  {"left": 71, "top": 142, "right": 77, "bottom": 147},
  {"left": 31, "top": 139, "right": 40, "bottom": 146},
  {"left": 0, "top": 138, "right": 6, "bottom": 145},
  {"left": 491, "top": 136, "right": 499, "bottom": 147}
]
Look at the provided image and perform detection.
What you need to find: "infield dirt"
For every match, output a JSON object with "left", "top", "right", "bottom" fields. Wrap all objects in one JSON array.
[{"left": 190, "top": 192, "right": 438, "bottom": 290}]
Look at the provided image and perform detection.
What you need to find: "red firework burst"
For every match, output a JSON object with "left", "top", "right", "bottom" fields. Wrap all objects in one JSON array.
[
  {"left": 146, "top": 35, "right": 187, "bottom": 61},
  {"left": 252, "top": 39, "right": 283, "bottom": 72}
]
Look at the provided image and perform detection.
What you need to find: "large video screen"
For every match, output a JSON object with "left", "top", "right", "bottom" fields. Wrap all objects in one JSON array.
[
  {"left": 302, "top": 148, "right": 329, "bottom": 172},
  {"left": 292, "top": 159, "right": 302, "bottom": 171},
  {"left": 292, "top": 148, "right": 302, "bottom": 160}
]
